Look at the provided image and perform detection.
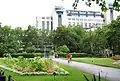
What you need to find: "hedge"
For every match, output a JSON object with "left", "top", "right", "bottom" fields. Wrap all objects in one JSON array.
[
  {"left": 9, "top": 53, "right": 44, "bottom": 58},
  {"left": 56, "top": 53, "right": 92, "bottom": 58}
]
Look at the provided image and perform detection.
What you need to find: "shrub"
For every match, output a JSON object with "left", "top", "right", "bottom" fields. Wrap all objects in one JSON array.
[
  {"left": 2, "top": 58, "right": 69, "bottom": 75},
  {"left": 3, "top": 58, "right": 54, "bottom": 72},
  {"left": 26, "top": 46, "right": 36, "bottom": 53},
  {"left": 56, "top": 45, "right": 70, "bottom": 53},
  {"left": 8, "top": 48, "right": 16, "bottom": 54},
  {"left": 83, "top": 73, "right": 107, "bottom": 81},
  {"left": 34, "top": 53, "right": 43, "bottom": 57},
  {"left": 56, "top": 53, "right": 92, "bottom": 58},
  {"left": 111, "top": 56, "right": 120, "bottom": 60},
  {"left": 11, "top": 53, "right": 35, "bottom": 58},
  {"left": 49, "top": 50, "right": 54, "bottom": 55}
]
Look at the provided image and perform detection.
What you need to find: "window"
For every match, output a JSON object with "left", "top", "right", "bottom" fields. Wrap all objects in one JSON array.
[
  {"left": 77, "top": 22, "right": 79, "bottom": 25},
  {"left": 47, "top": 21, "right": 49, "bottom": 30},
  {"left": 80, "top": 18, "right": 83, "bottom": 21},
  {"left": 72, "top": 18, "right": 75, "bottom": 20},
  {"left": 42, "top": 21, "right": 45, "bottom": 29},
  {"left": 89, "top": 23, "right": 91, "bottom": 27},
  {"left": 68, "top": 18, "right": 71, "bottom": 20},
  {"left": 42, "top": 17, "right": 45, "bottom": 19},
  {"left": 84, "top": 19, "right": 87, "bottom": 21},
  {"left": 80, "top": 22, "right": 83, "bottom": 26},
  {"left": 76, "top": 18, "right": 79, "bottom": 21},
  {"left": 85, "top": 23, "right": 87, "bottom": 27},
  {"left": 51, "top": 21, "right": 53, "bottom": 30},
  {"left": 58, "top": 15, "right": 62, "bottom": 26},
  {"left": 73, "top": 22, "right": 75, "bottom": 25},
  {"left": 92, "top": 23, "right": 95, "bottom": 26},
  {"left": 46, "top": 17, "right": 50, "bottom": 19},
  {"left": 68, "top": 22, "right": 71, "bottom": 26}
]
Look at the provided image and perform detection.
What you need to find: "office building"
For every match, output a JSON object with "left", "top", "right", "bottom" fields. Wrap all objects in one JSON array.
[{"left": 36, "top": 3, "right": 120, "bottom": 30}]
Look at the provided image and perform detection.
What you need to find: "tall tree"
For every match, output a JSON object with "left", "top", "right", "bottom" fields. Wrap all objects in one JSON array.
[{"left": 106, "top": 16, "right": 120, "bottom": 55}]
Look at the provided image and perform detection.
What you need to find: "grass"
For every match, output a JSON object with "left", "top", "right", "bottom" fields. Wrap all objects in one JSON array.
[
  {"left": 0, "top": 58, "right": 106, "bottom": 81},
  {"left": 72, "top": 58, "right": 120, "bottom": 68}
]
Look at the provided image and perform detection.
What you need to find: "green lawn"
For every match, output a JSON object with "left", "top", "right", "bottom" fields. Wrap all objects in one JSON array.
[
  {"left": 0, "top": 58, "right": 106, "bottom": 81},
  {"left": 72, "top": 58, "right": 120, "bottom": 68}
]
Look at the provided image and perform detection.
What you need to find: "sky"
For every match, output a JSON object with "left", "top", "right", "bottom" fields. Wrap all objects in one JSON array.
[{"left": 0, "top": 0, "right": 113, "bottom": 29}]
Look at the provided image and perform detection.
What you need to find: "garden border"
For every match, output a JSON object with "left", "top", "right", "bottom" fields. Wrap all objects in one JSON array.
[{"left": 0, "top": 65, "right": 69, "bottom": 75}]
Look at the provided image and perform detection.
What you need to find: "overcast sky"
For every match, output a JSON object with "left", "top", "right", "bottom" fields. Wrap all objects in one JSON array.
[{"left": 0, "top": 0, "right": 113, "bottom": 29}]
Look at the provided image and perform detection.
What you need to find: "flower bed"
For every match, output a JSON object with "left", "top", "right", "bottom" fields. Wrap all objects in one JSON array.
[
  {"left": 0, "top": 57, "right": 69, "bottom": 75},
  {"left": 111, "top": 56, "right": 120, "bottom": 60}
]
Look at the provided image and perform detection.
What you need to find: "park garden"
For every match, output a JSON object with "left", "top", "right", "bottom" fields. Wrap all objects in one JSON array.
[{"left": 0, "top": 16, "right": 120, "bottom": 81}]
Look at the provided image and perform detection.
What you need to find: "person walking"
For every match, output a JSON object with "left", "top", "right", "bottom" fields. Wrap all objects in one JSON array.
[
  {"left": 70, "top": 54, "right": 72, "bottom": 62},
  {"left": 66, "top": 53, "right": 71, "bottom": 63}
]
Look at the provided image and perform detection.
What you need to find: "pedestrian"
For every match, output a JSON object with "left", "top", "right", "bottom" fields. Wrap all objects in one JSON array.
[
  {"left": 70, "top": 54, "right": 72, "bottom": 62},
  {"left": 66, "top": 53, "right": 71, "bottom": 63}
]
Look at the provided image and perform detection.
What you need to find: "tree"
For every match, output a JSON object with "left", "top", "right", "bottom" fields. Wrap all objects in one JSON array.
[
  {"left": 53, "top": 25, "right": 78, "bottom": 52},
  {"left": 22, "top": 25, "right": 39, "bottom": 51},
  {"left": 56, "top": 45, "right": 70, "bottom": 53},
  {"left": 0, "top": 26, "right": 23, "bottom": 56},
  {"left": 73, "top": 0, "right": 120, "bottom": 11},
  {"left": 106, "top": 16, "right": 120, "bottom": 55},
  {"left": 26, "top": 45, "right": 36, "bottom": 53},
  {"left": 73, "top": 25, "right": 86, "bottom": 52}
]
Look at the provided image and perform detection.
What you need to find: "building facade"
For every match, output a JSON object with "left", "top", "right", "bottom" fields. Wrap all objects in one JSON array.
[
  {"left": 36, "top": 16, "right": 53, "bottom": 30},
  {"left": 104, "top": 3, "right": 120, "bottom": 24},
  {"left": 36, "top": 3, "right": 120, "bottom": 30}
]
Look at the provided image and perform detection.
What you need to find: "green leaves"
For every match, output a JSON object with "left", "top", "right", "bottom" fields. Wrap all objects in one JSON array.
[
  {"left": 83, "top": 73, "right": 106, "bottom": 81},
  {"left": 73, "top": 0, "right": 120, "bottom": 12},
  {"left": 83, "top": 74, "right": 90, "bottom": 81},
  {"left": 56, "top": 45, "right": 70, "bottom": 53}
]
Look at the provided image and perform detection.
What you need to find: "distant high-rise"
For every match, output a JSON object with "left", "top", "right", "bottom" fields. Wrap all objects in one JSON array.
[
  {"left": 104, "top": 3, "right": 120, "bottom": 24},
  {"left": 36, "top": 3, "right": 120, "bottom": 30}
]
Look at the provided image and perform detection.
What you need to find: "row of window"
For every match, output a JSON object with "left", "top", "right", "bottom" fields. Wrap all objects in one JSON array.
[
  {"left": 68, "top": 18, "right": 103, "bottom": 22},
  {"left": 66, "top": 10, "right": 104, "bottom": 18},
  {"left": 42, "top": 21, "right": 50, "bottom": 30},
  {"left": 42, "top": 17, "right": 53, "bottom": 20},
  {"left": 68, "top": 22, "right": 103, "bottom": 27}
]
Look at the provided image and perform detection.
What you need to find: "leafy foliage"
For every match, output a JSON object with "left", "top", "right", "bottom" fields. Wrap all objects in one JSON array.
[
  {"left": 73, "top": 0, "right": 120, "bottom": 12},
  {"left": 83, "top": 73, "right": 107, "bottom": 81},
  {"left": 3, "top": 57, "right": 54, "bottom": 72},
  {"left": 56, "top": 45, "right": 70, "bottom": 53},
  {"left": 1, "top": 16, "right": 120, "bottom": 57},
  {"left": 26, "top": 46, "right": 36, "bottom": 53}
]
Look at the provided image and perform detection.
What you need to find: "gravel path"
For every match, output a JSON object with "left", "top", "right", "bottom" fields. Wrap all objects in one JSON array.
[{"left": 52, "top": 58, "right": 120, "bottom": 81}]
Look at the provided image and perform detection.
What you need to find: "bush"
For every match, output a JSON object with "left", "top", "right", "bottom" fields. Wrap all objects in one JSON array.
[
  {"left": 34, "top": 53, "right": 44, "bottom": 57},
  {"left": 56, "top": 45, "right": 70, "bottom": 53},
  {"left": 49, "top": 50, "right": 54, "bottom": 55},
  {"left": 10, "top": 53, "right": 35, "bottom": 58},
  {"left": 26, "top": 46, "right": 36, "bottom": 53},
  {"left": 56, "top": 53, "right": 92, "bottom": 58},
  {"left": 8, "top": 48, "right": 16, "bottom": 54},
  {"left": 83, "top": 73, "right": 107, "bottom": 81},
  {"left": 2, "top": 58, "right": 69, "bottom": 75},
  {"left": 111, "top": 56, "right": 120, "bottom": 60}
]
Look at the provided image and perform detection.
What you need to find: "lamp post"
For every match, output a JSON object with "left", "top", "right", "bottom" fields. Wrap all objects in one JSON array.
[{"left": 53, "top": 72, "right": 57, "bottom": 80}]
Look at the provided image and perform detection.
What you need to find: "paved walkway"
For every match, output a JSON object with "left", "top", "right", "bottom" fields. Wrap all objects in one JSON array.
[{"left": 52, "top": 58, "right": 120, "bottom": 81}]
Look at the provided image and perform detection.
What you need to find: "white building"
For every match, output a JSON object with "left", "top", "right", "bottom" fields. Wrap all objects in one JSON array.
[
  {"left": 104, "top": 3, "right": 120, "bottom": 24},
  {"left": 35, "top": 16, "right": 53, "bottom": 30},
  {"left": 36, "top": 3, "right": 120, "bottom": 30}
]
